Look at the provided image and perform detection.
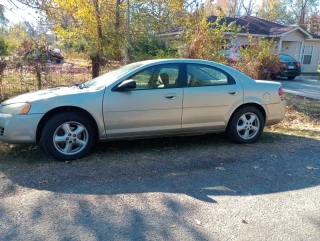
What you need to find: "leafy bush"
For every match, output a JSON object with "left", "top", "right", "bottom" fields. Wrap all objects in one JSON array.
[
  {"left": 129, "top": 35, "right": 176, "bottom": 61},
  {"left": 0, "top": 36, "right": 8, "bottom": 56},
  {"left": 181, "top": 15, "right": 240, "bottom": 64},
  {"left": 230, "top": 37, "right": 280, "bottom": 80},
  {"left": 180, "top": 14, "right": 280, "bottom": 80}
]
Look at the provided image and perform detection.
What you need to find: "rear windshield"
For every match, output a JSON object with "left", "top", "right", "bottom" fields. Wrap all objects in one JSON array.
[{"left": 280, "top": 54, "right": 296, "bottom": 62}]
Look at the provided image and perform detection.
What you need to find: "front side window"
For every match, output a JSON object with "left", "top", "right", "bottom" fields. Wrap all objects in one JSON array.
[
  {"left": 187, "top": 64, "right": 232, "bottom": 87},
  {"left": 129, "top": 64, "right": 180, "bottom": 90}
]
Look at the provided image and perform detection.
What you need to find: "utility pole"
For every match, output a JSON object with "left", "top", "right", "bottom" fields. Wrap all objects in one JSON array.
[
  {"left": 124, "top": 0, "right": 131, "bottom": 64},
  {"left": 127, "top": 0, "right": 131, "bottom": 43}
]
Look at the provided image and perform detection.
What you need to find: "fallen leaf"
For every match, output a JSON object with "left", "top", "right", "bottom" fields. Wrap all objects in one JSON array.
[
  {"left": 287, "top": 174, "right": 292, "bottom": 176},
  {"left": 39, "top": 180, "right": 48, "bottom": 184},
  {"left": 306, "top": 166, "right": 319, "bottom": 170},
  {"left": 287, "top": 149, "right": 294, "bottom": 153},
  {"left": 215, "top": 167, "right": 225, "bottom": 170},
  {"left": 242, "top": 219, "right": 248, "bottom": 224},
  {"left": 195, "top": 219, "right": 202, "bottom": 225},
  {"left": 270, "top": 155, "right": 277, "bottom": 158},
  {"left": 253, "top": 166, "right": 259, "bottom": 169},
  {"left": 170, "top": 225, "right": 176, "bottom": 228}
]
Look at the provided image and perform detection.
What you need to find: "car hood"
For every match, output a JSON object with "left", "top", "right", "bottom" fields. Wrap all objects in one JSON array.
[{"left": 1, "top": 87, "right": 90, "bottom": 105}]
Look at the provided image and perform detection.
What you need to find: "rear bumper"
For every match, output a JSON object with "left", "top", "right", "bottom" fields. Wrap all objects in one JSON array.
[
  {"left": 265, "top": 101, "right": 286, "bottom": 126},
  {"left": 0, "top": 113, "right": 43, "bottom": 144},
  {"left": 279, "top": 69, "right": 301, "bottom": 77}
]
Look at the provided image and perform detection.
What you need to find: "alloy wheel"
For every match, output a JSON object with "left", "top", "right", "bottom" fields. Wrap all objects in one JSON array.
[
  {"left": 53, "top": 121, "right": 89, "bottom": 155},
  {"left": 236, "top": 112, "right": 260, "bottom": 140}
]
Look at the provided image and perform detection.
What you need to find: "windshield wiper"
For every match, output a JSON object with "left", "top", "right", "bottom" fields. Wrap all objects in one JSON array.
[{"left": 72, "top": 83, "right": 86, "bottom": 89}]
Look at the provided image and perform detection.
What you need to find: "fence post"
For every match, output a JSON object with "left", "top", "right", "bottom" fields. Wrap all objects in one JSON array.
[{"left": 0, "top": 61, "right": 6, "bottom": 100}]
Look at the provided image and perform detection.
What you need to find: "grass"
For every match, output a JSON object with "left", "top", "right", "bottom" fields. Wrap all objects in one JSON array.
[{"left": 265, "top": 93, "right": 320, "bottom": 139}]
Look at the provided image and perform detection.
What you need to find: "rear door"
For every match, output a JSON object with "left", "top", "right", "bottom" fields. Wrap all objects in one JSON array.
[{"left": 182, "top": 63, "right": 243, "bottom": 132}]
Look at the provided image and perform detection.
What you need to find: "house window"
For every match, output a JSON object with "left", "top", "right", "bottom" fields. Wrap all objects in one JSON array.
[{"left": 302, "top": 45, "right": 313, "bottom": 65}]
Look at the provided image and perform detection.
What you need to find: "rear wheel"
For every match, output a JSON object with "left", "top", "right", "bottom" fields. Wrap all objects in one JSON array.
[
  {"left": 287, "top": 76, "right": 296, "bottom": 80},
  {"left": 41, "top": 112, "right": 95, "bottom": 161},
  {"left": 227, "top": 106, "right": 264, "bottom": 144}
]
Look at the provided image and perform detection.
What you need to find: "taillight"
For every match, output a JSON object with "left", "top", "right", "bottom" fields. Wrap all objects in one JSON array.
[
  {"left": 278, "top": 87, "right": 284, "bottom": 100},
  {"left": 297, "top": 62, "right": 301, "bottom": 68},
  {"left": 280, "top": 63, "right": 286, "bottom": 68}
]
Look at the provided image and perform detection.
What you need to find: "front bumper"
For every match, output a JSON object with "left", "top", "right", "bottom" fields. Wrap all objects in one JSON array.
[{"left": 0, "top": 113, "right": 44, "bottom": 144}]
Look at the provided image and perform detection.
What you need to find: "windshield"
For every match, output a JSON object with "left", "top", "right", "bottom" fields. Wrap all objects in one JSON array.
[
  {"left": 82, "top": 62, "right": 144, "bottom": 89},
  {"left": 280, "top": 54, "right": 296, "bottom": 62}
]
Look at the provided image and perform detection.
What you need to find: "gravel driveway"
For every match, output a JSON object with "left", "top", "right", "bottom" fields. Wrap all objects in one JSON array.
[{"left": 0, "top": 132, "right": 320, "bottom": 241}]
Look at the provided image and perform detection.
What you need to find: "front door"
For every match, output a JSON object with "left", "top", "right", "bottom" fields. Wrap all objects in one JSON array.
[{"left": 103, "top": 64, "right": 183, "bottom": 138}]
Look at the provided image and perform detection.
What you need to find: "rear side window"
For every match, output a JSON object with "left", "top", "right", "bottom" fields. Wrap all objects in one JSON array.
[
  {"left": 280, "top": 54, "right": 296, "bottom": 62},
  {"left": 186, "top": 64, "right": 235, "bottom": 87}
]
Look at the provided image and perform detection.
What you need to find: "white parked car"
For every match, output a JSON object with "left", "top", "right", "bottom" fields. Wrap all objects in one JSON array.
[{"left": 0, "top": 59, "right": 286, "bottom": 161}]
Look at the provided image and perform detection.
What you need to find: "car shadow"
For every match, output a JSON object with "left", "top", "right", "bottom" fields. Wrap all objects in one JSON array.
[{"left": 1, "top": 132, "right": 320, "bottom": 204}]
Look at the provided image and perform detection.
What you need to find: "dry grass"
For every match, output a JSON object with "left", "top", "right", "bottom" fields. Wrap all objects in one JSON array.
[{"left": 266, "top": 93, "right": 320, "bottom": 139}]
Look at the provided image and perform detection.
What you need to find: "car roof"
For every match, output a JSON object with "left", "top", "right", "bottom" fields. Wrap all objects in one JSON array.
[
  {"left": 127, "top": 58, "right": 255, "bottom": 83},
  {"left": 136, "top": 58, "right": 235, "bottom": 70}
]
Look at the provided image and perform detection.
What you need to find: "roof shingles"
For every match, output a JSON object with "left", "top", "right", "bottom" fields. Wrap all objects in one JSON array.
[{"left": 164, "top": 15, "right": 320, "bottom": 38}]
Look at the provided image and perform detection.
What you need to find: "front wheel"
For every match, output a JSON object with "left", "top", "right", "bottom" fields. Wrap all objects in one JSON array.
[
  {"left": 287, "top": 76, "right": 296, "bottom": 80},
  {"left": 41, "top": 112, "right": 95, "bottom": 161},
  {"left": 227, "top": 107, "right": 264, "bottom": 144}
]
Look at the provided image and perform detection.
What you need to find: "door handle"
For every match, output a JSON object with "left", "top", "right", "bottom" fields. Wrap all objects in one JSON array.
[
  {"left": 228, "top": 91, "right": 238, "bottom": 95},
  {"left": 165, "top": 94, "right": 177, "bottom": 99}
]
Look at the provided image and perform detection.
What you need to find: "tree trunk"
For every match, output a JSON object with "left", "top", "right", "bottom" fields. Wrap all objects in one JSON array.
[
  {"left": 92, "top": 0, "right": 103, "bottom": 78},
  {"left": 91, "top": 55, "right": 101, "bottom": 78},
  {"left": 115, "top": 0, "right": 121, "bottom": 30},
  {"left": 34, "top": 65, "right": 42, "bottom": 90}
]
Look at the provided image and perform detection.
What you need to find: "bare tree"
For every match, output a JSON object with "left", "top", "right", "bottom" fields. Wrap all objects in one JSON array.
[
  {"left": 283, "top": 0, "right": 319, "bottom": 27},
  {"left": 0, "top": 4, "right": 8, "bottom": 26},
  {"left": 240, "top": 0, "right": 256, "bottom": 16}
]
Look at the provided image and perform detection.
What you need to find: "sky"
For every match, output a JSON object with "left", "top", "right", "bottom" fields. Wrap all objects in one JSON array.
[
  {"left": 6, "top": 0, "right": 319, "bottom": 26},
  {"left": 3, "top": 0, "right": 267, "bottom": 25},
  {"left": 3, "top": 0, "right": 39, "bottom": 25}
]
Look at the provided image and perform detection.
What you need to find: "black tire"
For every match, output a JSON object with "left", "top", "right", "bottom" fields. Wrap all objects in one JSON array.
[
  {"left": 270, "top": 74, "right": 279, "bottom": 80},
  {"left": 270, "top": 74, "right": 276, "bottom": 80},
  {"left": 41, "top": 112, "right": 95, "bottom": 161},
  {"left": 227, "top": 106, "right": 265, "bottom": 144},
  {"left": 287, "top": 76, "right": 295, "bottom": 80}
]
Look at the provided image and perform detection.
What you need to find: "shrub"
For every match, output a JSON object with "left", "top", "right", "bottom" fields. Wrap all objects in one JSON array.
[
  {"left": 129, "top": 35, "right": 176, "bottom": 62},
  {"left": 179, "top": 13, "right": 280, "bottom": 80},
  {"left": 181, "top": 15, "right": 240, "bottom": 64},
  {"left": 230, "top": 37, "right": 280, "bottom": 80},
  {"left": 0, "top": 36, "right": 8, "bottom": 56}
]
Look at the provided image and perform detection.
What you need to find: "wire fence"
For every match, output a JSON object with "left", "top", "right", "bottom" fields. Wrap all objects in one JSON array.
[{"left": 0, "top": 62, "right": 117, "bottom": 102}]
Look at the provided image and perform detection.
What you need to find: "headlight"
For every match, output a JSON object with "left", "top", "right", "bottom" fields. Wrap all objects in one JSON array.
[{"left": 0, "top": 103, "right": 31, "bottom": 115}]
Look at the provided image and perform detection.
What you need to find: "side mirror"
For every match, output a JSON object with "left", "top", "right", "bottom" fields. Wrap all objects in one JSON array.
[{"left": 115, "top": 79, "right": 136, "bottom": 91}]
